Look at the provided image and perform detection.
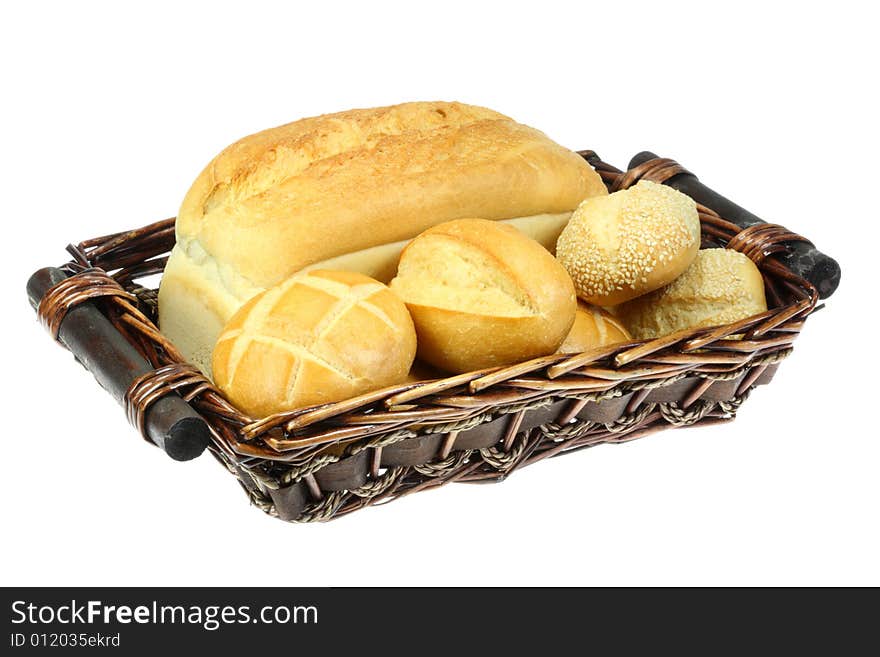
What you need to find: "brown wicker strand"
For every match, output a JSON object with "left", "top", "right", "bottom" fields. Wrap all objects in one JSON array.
[
  {"left": 123, "top": 363, "right": 214, "bottom": 439},
  {"left": 727, "top": 223, "right": 813, "bottom": 264},
  {"left": 611, "top": 157, "right": 692, "bottom": 192},
  {"left": 37, "top": 268, "right": 138, "bottom": 340}
]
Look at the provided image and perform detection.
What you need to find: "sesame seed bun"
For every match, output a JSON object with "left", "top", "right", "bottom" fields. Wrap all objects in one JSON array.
[
  {"left": 556, "top": 180, "right": 701, "bottom": 306},
  {"left": 616, "top": 248, "right": 767, "bottom": 339}
]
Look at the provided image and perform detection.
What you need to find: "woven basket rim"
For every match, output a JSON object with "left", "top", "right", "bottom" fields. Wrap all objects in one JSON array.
[{"left": 35, "top": 153, "right": 819, "bottom": 521}]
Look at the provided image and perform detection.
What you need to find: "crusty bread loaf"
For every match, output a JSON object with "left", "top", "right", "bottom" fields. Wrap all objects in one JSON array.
[
  {"left": 616, "top": 248, "right": 768, "bottom": 339},
  {"left": 556, "top": 180, "right": 700, "bottom": 306},
  {"left": 556, "top": 301, "right": 631, "bottom": 354},
  {"left": 159, "top": 101, "right": 606, "bottom": 374},
  {"left": 390, "top": 219, "right": 576, "bottom": 373},
  {"left": 212, "top": 270, "right": 416, "bottom": 417}
]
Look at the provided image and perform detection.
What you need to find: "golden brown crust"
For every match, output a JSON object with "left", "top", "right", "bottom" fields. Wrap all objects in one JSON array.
[
  {"left": 177, "top": 101, "right": 604, "bottom": 287},
  {"left": 556, "top": 302, "right": 631, "bottom": 354},
  {"left": 178, "top": 103, "right": 506, "bottom": 234},
  {"left": 616, "top": 248, "right": 768, "bottom": 339},
  {"left": 556, "top": 180, "right": 700, "bottom": 306},
  {"left": 390, "top": 219, "right": 576, "bottom": 373},
  {"left": 212, "top": 270, "right": 416, "bottom": 417}
]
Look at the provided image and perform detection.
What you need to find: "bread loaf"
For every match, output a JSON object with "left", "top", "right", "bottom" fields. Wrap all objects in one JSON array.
[
  {"left": 556, "top": 302, "right": 631, "bottom": 354},
  {"left": 556, "top": 180, "right": 700, "bottom": 306},
  {"left": 616, "top": 248, "right": 768, "bottom": 339},
  {"left": 158, "top": 101, "right": 606, "bottom": 374},
  {"left": 212, "top": 270, "right": 416, "bottom": 417},
  {"left": 390, "top": 219, "right": 576, "bottom": 373}
]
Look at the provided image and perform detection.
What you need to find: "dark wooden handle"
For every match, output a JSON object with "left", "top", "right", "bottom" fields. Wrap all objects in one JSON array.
[
  {"left": 26, "top": 267, "right": 210, "bottom": 461},
  {"left": 627, "top": 151, "right": 840, "bottom": 299}
]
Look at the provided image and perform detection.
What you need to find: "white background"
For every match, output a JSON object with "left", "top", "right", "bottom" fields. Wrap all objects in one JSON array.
[{"left": 2, "top": 1, "right": 877, "bottom": 586}]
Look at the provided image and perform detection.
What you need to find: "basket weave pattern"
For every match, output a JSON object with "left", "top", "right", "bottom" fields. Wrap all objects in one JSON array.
[{"left": 38, "top": 156, "right": 818, "bottom": 522}]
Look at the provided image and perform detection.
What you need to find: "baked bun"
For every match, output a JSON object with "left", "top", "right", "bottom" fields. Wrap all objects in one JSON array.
[
  {"left": 556, "top": 180, "right": 700, "bottom": 306},
  {"left": 390, "top": 219, "right": 576, "bottom": 373},
  {"left": 556, "top": 301, "right": 631, "bottom": 354},
  {"left": 212, "top": 270, "right": 416, "bottom": 417},
  {"left": 616, "top": 248, "right": 768, "bottom": 339},
  {"left": 159, "top": 101, "right": 606, "bottom": 374}
]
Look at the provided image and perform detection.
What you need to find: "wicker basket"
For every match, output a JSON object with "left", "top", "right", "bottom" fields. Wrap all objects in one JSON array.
[{"left": 28, "top": 154, "right": 823, "bottom": 522}]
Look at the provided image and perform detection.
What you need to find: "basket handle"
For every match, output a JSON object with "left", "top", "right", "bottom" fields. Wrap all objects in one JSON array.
[
  {"left": 26, "top": 266, "right": 211, "bottom": 461},
  {"left": 626, "top": 151, "right": 840, "bottom": 299}
]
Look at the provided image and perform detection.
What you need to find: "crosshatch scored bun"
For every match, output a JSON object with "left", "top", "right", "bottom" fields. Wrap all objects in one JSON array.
[
  {"left": 556, "top": 180, "right": 701, "bottom": 306},
  {"left": 390, "top": 219, "right": 576, "bottom": 373},
  {"left": 616, "top": 248, "right": 768, "bottom": 339},
  {"left": 158, "top": 101, "right": 606, "bottom": 374},
  {"left": 212, "top": 270, "right": 416, "bottom": 418}
]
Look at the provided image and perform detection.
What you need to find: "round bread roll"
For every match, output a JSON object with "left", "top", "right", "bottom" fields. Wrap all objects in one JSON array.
[
  {"left": 556, "top": 301, "right": 631, "bottom": 354},
  {"left": 616, "top": 248, "right": 768, "bottom": 339},
  {"left": 212, "top": 270, "right": 416, "bottom": 417},
  {"left": 556, "top": 180, "right": 701, "bottom": 306},
  {"left": 390, "top": 219, "right": 576, "bottom": 373}
]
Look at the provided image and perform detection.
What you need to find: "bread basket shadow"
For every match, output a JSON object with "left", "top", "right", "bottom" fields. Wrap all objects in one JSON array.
[{"left": 25, "top": 153, "right": 831, "bottom": 522}]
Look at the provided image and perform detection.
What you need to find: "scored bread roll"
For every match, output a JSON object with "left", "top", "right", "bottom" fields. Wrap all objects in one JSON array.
[
  {"left": 212, "top": 270, "right": 416, "bottom": 418},
  {"left": 616, "top": 248, "right": 768, "bottom": 339},
  {"left": 390, "top": 219, "right": 576, "bottom": 373},
  {"left": 556, "top": 180, "right": 701, "bottom": 306},
  {"left": 556, "top": 301, "right": 631, "bottom": 354},
  {"left": 158, "top": 101, "right": 606, "bottom": 374}
]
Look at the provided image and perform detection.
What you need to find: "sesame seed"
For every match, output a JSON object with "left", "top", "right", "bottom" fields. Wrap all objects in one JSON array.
[{"left": 557, "top": 181, "right": 699, "bottom": 303}]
